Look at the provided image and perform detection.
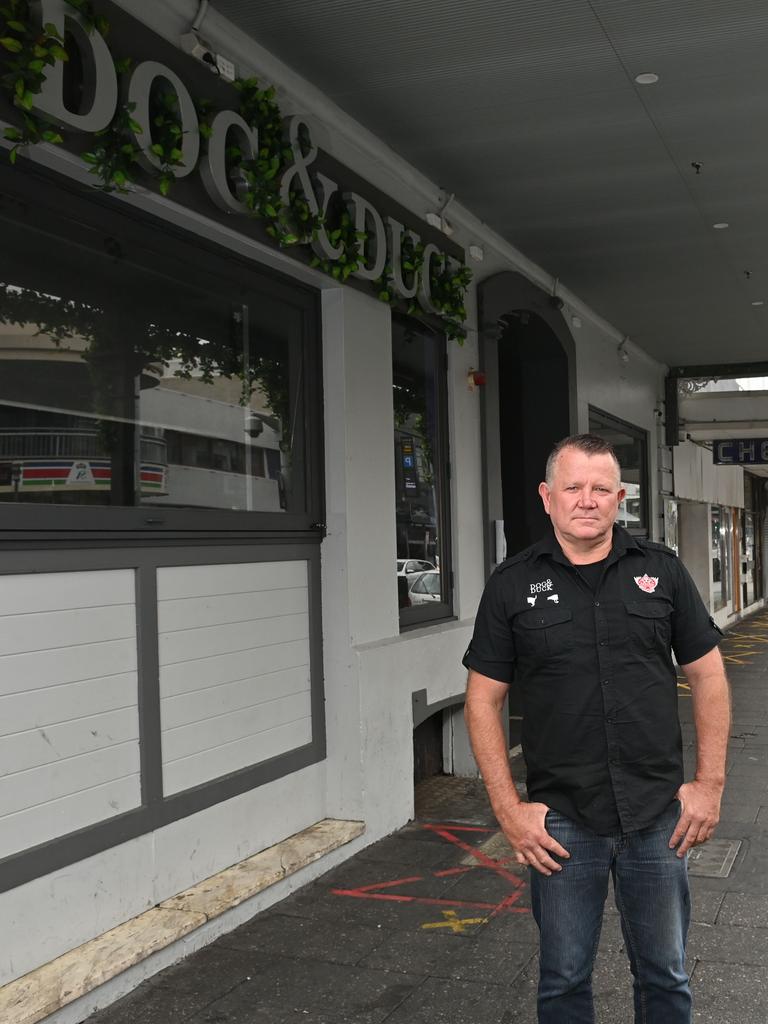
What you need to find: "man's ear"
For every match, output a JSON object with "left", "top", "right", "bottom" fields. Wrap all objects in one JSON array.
[
  {"left": 616, "top": 487, "right": 626, "bottom": 507},
  {"left": 538, "top": 481, "right": 551, "bottom": 514}
]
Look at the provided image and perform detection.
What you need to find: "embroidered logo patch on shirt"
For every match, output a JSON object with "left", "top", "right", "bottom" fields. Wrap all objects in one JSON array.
[
  {"left": 530, "top": 578, "right": 553, "bottom": 594},
  {"left": 634, "top": 574, "right": 659, "bottom": 593}
]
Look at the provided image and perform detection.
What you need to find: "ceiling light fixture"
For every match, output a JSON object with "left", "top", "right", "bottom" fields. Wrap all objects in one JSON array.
[
  {"left": 713, "top": 222, "right": 729, "bottom": 229},
  {"left": 752, "top": 301, "right": 764, "bottom": 307},
  {"left": 635, "top": 72, "right": 659, "bottom": 85}
]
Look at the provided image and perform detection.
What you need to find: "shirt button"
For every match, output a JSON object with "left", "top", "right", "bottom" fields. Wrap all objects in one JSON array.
[
  {"left": 599, "top": 640, "right": 607, "bottom": 646},
  {"left": 594, "top": 601, "right": 600, "bottom": 607},
  {"left": 602, "top": 679, "right": 609, "bottom": 686}
]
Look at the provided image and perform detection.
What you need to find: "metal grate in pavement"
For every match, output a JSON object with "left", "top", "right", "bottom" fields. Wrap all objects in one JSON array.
[{"left": 688, "top": 839, "right": 742, "bottom": 878}]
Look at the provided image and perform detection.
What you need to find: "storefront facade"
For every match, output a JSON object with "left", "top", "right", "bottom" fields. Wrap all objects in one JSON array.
[{"left": 0, "top": 2, "right": 741, "bottom": 1018}]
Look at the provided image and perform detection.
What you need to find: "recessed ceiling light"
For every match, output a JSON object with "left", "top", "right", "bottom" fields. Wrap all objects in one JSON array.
[
  {"left": 635, "top": 72, "right": 659, "bottom": 85},
  {"left": 752, "top": 300, "right": 764, "bottom": 307},
  {"left": 713, "top": 222, "right": 729, "bottom": 229}
]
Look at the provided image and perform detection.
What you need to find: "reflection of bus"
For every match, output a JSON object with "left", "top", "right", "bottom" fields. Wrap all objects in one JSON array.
[{"left": 0, "top": 424, "right": 167, "bottom": 498}]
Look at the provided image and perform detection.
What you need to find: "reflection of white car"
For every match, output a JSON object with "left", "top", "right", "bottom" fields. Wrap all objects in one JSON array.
[
  {"left": 408, "top": 570, "right": 441, "bottom": 604},
  {"left": 397, "top": 558, "right": 435, "bottom": 578}
]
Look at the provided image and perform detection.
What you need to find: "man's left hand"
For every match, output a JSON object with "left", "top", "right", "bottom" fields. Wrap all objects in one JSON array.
[{"left": 669, "top": 780, "right": 723, "bottom": 857}]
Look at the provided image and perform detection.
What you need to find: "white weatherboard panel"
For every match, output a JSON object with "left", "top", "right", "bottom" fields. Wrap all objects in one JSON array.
[
  {"left": 0, "top": 570, "right": 141, "bottom": 858},
  {"left": 157, "top": 560, "right": 307, "bottom": 599},
  {"left": 163, "top": 718, "right": 312, "bottom": 795},
  {"left": 0, "top": 640, "right": 138, "bottom": 696},
  {"left": 158, "top": 561, "right": 313, "bottom": 795},
  {"left": 0, "top": 775, "right": 140, "bottom": 861},
  {"left": 0, "top": 569, "right": 135, "bottom": 616},
  {"left": 0, "top": 673, "right": 137, "bottom": 736},
  {"left": 160, "top": 638, "right": 309, "bottom": 698},
  {"left": 158, "top": 611, "right": 308, "bottom": 666},
  {"left": 162, "top": 666, "right": 310, "bottom": 730}
]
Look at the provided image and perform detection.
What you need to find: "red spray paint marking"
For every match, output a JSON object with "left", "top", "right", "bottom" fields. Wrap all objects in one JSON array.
[{"left": 330, "top": 822, "right": 529, "bottom": 915}]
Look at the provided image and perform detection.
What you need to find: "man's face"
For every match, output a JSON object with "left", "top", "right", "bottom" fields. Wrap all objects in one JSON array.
[{"left": 538, "top": 448, "right": 625, "bottom": 546}]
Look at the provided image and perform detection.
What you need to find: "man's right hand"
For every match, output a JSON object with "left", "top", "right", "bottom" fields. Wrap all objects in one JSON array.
[{"left": 498, "top": 801, "right": 570, "bottom": 876}]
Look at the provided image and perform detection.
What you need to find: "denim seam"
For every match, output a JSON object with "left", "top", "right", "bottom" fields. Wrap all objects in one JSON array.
[{"left": 614, "top": 870, "right": 649, "bottom": 1024}]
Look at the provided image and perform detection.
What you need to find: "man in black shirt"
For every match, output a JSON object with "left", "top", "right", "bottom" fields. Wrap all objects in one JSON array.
[{"left": 463, "top": 434, "right": 729, "bottom": 1024}]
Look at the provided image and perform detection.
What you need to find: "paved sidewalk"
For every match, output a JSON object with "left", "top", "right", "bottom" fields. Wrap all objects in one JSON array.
[{"left": 87, "top": 610, "right": 768, "bottom": 1024}]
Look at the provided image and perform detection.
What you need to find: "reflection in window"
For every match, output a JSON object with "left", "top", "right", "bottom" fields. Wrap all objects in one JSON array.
[
  {"left": 711, "top": 506, "right": 730, "bottom": 611},
  {"left": 393, "top": 319, "right": 451, "bottom": 625},
  {"left": 588, "top": 408, "right": 648, "bottom": 533},
  {"left": 0, "top": 201, "right": 307, "bottom": 515}
]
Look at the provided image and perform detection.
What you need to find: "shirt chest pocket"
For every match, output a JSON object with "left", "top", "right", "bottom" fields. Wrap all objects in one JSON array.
[
  {"left": 624, "top": 599, "right": 672, "bottom": 652},
  {"left": 514, "top": 606, "right": 573, "bottom": 659}
]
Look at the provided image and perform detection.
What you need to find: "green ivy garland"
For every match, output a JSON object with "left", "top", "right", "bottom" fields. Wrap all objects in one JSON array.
[{"left": 0, "top": 3, "right": 471, "bottom": 339}]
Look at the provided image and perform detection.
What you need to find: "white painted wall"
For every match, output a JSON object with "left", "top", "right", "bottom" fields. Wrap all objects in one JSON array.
[
  {"left": 673, "top": 440, "right": 745, "bottom": 507},
  {"left": 0, "top": 760, "right": 327, "bottom": 987},
  {"left": 320, "top": 286, "right": 482, "bottom": 830}
]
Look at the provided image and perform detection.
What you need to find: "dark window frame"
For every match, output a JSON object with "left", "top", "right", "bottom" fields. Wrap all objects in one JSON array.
[
  {"left": 588, "top": 406, "right": 649, "bottom": 537},
  {"left": 0, "top": 161, "right": 325, "bottom": 539},
  {"left": 394, "top": 317, "right": 454, "bottom": 629},
  {"left": 0, "top": 541, "right": 325, "bottom": 895}
]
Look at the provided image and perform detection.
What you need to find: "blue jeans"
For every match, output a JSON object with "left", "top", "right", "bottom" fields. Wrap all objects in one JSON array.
[{"left": 530, "top": 802, "right": 691, "bottom": 1023}]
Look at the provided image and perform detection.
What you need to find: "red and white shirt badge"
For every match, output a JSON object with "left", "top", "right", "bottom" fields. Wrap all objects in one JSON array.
[{"left": 634, "top": 574, "right": 659, "bottom": 594}]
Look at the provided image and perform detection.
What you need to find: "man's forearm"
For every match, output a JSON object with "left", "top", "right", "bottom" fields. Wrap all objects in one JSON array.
[
  {"left": 690, "top": 668, "right": 731, "bottom": 786},
  {"left": 464, "top": 693, "right": 522, "bottom": 820}
]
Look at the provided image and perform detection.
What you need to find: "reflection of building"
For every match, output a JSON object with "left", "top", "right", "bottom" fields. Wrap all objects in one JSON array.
[
  {"left": 0, "top": 320, "right": 284, "bottom": 510},
  {"left": 395, "top": 428, "right": 438, "bottom": 564}
]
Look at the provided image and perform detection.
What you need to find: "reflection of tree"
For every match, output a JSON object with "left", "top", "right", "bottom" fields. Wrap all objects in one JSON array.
[
  {"left": 0, "top": 283, "right": 286, "bottom": 412},
  {"left": 0, "top": 283, "right": 290, "bottom": 499}
]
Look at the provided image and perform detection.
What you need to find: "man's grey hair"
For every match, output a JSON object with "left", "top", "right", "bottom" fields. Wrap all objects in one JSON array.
[{"left": 545, "top": 434, "right": 621, "bottom": 486}]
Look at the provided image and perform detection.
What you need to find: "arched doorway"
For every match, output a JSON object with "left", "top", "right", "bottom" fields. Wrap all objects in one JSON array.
[
  {"left": 497, "top": 310, "right": 571, "bottom": 555},
  {"left": 479, "top": 272, "right": 577, "bottom": 565},
  {"left": 478, "top": 273, "right": 576, "bottom": 746}
]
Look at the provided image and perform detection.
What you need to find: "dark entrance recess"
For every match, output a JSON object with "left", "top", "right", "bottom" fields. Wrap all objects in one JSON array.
[
  {"left": 478, "top": 272, "right": 577, "bottom": 748},
  {"left": 498, "top": 311, "right": 571, "bottom": 555},
  {"left": 413, "top": 711, "right": 443, "bottom": 783}
]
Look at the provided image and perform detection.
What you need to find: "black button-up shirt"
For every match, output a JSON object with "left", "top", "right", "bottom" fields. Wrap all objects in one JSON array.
[{"left": 462, "top": 525, "right": 722, "bottom": 835}]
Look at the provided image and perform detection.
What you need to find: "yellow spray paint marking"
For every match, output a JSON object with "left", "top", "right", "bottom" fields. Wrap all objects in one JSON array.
[{"left": 421, "top": 910, "right": 488, "bottom": 933}]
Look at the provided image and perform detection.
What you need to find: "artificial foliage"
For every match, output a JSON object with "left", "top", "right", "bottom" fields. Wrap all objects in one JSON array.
[{"left": 0, "top": 2, "right": 472, "bottom": 340}]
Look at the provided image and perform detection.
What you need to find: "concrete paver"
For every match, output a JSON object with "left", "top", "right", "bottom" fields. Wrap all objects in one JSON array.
[{"left": 86, "top": 609, "right": 768, "bottom": 1023}]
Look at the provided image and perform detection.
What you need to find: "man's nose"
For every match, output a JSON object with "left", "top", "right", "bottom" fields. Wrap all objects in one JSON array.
[{"left": 578, "top": 490, "right": 597, "bottom": 506}]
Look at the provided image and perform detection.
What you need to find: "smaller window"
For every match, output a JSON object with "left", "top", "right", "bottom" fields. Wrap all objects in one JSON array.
[
  {"left": 588, "top": 408, "right": 649, "bottom": 534},
  {"left": 392, "top": 318, "right": 452, "bottom": 627}
]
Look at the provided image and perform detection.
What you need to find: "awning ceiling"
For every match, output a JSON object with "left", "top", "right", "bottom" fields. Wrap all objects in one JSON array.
[{"left": 212, "top": 0, "right": 768, "bottom": 369}]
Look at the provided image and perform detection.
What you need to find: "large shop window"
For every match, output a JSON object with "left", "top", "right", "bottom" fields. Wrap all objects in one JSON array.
[
  {"left": 393, "top": 318, "right": 452, "bottom": 627},
  {"left": 0, "top": 171, "right": 322, "bottom": 534},
  {"left": 588, "top": 408, "right": 649, "bottom": 534}
]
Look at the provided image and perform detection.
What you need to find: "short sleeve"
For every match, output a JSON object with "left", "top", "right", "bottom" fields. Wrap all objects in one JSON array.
[
  {"left": 671, "top": 558, "right": 724, "bottom": 665},
  {"left": 462, "top": 568, "right": 516, "bottom": 683}
]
